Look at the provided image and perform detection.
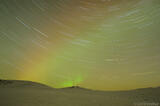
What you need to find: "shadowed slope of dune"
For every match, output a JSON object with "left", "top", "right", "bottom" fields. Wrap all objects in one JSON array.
[
  {"left": 0, "top": 79, "right": 52, "bottom": 89},
  {"left": 0, "top": 79, "right": 160, "bottom": 106}
]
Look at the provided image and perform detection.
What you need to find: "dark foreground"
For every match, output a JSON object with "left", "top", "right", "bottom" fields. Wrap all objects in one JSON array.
[{"left": 0, "top": 80, "right": 160, "bottom": 106}]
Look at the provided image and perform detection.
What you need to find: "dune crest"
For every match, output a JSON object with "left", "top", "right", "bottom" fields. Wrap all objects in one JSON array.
[{"left": 0, "top": 79, "right": 160, "bottom": 106}]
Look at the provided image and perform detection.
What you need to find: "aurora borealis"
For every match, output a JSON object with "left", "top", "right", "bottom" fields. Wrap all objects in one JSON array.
[{"left": 0, "top": 0, "right": 160, "bottom": 90}]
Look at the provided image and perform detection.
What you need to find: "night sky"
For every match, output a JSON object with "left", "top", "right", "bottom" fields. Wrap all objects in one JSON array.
[{"left": 0, "top": 0, "right": 160, "bottom": 90}]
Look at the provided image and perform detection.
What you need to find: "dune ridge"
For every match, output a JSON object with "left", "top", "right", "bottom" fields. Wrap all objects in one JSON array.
[{"left": 0, "top": 79, "right": 160, "bottom": 106}]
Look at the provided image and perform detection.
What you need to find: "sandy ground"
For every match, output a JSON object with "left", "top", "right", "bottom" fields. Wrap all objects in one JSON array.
[{"left": 0, "top": 80, "right": 160, "bottom": 106}]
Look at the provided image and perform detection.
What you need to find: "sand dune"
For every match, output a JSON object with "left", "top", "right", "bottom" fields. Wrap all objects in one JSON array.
[{"left": 0, "top": 80, "right": 159, "bottom": 106}]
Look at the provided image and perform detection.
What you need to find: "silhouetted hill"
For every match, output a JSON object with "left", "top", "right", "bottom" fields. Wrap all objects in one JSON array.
[
  {"left": 0, "top": 79, "right": 52, "bottom": 89},
  {"left": 0, "top": 79, "right": 160, "bottom": 106}
]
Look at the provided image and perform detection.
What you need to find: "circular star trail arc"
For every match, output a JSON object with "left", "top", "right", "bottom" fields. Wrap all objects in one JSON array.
[{"left": 0, "top": 0, "right": 160, "bottom": 90}]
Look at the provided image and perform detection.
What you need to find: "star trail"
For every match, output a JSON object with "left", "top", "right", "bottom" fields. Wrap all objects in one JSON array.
[{"left": 0, "top": 0, "right": 160, "bottom": 90}]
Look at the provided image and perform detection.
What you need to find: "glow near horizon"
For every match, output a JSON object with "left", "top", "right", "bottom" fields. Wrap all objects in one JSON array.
[{"left": 0, "top": 0, "right": 160, "bottom": 90}]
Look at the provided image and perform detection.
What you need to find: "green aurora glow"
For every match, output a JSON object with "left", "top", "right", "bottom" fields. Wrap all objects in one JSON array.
[{"left": 0, "top": 0, "right": 160, "bottom": 90}]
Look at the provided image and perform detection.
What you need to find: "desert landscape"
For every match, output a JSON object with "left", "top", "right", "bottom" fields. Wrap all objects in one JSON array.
[
  {"left": 0, "top": 79, "right": 159, "bottom": 106},
  {"left": 0, "top": 0, "right": 160, "bottom": 105}
]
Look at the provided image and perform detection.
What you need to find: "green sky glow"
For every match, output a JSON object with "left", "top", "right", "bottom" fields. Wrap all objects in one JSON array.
[{"left": 0, "top": 0, "right": 160, "bottom": 90}]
